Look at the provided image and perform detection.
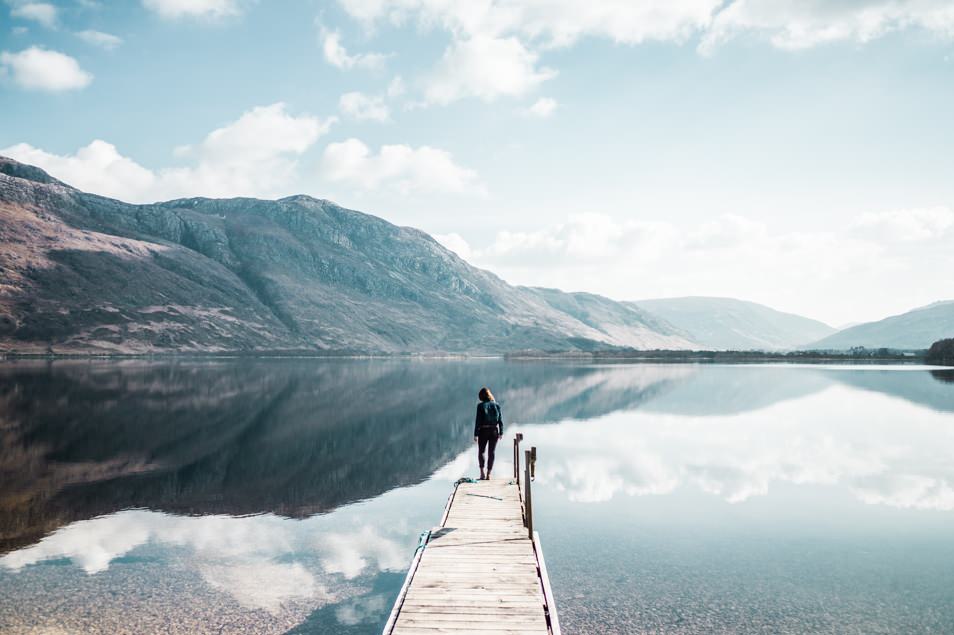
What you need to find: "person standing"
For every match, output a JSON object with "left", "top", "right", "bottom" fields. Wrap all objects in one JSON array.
[{"left": 474, "top": 387, "right": 503, "bottom": 480}]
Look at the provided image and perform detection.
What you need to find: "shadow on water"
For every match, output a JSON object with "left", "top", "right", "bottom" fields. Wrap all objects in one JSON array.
[{"left": 1, "top": 359, "right": 951, "bottom": 553}]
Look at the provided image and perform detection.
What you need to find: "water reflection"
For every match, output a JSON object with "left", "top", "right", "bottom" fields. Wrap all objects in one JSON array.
[
  {"left": 1, "top": 360, "right": 952, "bottom": 552},
  {"left": 509, "top": 384, "right": 954, "bottom": 509},
  {"left": 0, "top": 478, "right": 445, "bottom": 634},
  {"left": 931, "top": 368, "right": 954, "bottom": 384},
  {"left": 1, "top": 360, "right": 953, "bottom": 634}
]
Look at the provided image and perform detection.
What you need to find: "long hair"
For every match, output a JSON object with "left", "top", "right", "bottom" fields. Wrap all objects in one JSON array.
[{"left": 478, "top": 387, "right": 494, "bottom": 402}]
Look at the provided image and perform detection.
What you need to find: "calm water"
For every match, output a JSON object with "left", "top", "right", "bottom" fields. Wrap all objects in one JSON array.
[{"left": 1, "top": 359, "right": 953, "bottom": 634}]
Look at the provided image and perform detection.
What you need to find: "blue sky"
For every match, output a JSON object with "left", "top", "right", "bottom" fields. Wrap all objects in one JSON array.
[{"left": 2, "top": 0, "right": 954, "bottom": 326}]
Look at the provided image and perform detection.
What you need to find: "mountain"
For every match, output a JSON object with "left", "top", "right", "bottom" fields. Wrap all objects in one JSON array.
[
  {"left": 0, "top": 156, "right": 693, "bottom": 354},
  {"left": 808, "top": 301, "right": 954, "bottom": 350},
  {"left": 629, "top": 296, "right": 836, "bottom": 350}
]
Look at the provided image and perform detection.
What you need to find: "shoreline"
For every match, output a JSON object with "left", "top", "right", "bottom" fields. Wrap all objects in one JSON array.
[{"left": 1, "top": 348, "right": 950, "bottom": 367}]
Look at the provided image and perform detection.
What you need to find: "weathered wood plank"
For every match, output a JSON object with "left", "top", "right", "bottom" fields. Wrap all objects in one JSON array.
[{"left": 384, "top": 475, "right": 557, "bottom": 635}]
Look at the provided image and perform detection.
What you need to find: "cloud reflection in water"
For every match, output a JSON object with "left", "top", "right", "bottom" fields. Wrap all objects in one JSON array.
[
  {"left": 515, "top": 384, "right": 954, "bottom": 510},
  {"left": 0, "top": 504, "right": 413, "bottom": 619}
]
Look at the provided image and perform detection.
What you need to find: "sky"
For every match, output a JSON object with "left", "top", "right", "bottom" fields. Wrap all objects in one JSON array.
[{"left": 1, "top": 0, "right": 953, "bottom": 327}]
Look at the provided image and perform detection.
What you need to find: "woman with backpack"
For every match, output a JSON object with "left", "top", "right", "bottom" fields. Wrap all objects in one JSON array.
[{"left": 474, "top": 387, "right": 503, "bottom": 480}]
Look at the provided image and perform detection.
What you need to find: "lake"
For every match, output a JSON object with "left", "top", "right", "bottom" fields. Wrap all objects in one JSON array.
[{"left": 1, "top": 359, "right": 953, "bottom": 634}]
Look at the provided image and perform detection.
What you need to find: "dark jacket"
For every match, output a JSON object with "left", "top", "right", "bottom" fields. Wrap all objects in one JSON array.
[{"left": 474, "top": 400, "right": 503, "bottom": 437}]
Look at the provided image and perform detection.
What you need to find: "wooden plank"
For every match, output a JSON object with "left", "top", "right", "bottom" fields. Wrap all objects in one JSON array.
[
  {"left": 532, "top": 531, "right": 562, "bottom": 635},
  {"left": 383, "top": 474, "right": 557, "bottom": 635}
]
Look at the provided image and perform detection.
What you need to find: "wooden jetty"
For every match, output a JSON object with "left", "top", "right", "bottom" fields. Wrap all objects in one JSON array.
[{"left": 383, "top": 435, "right": 561, "bottom": 635}]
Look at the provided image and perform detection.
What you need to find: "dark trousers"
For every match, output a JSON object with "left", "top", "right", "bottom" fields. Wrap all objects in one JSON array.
[{"left": 477, "top": 429, "right": 498, "bottom": 472}]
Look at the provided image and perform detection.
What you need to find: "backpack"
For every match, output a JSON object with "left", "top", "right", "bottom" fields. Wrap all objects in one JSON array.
[{"left": 480, "top": 401, "right": 501, "bottom": 427}]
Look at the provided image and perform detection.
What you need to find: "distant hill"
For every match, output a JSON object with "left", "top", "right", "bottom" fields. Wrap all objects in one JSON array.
[
  {"left": 809, "top": 301, "right": 954, "bottom": 350},
  {"left": 523, "top": 288, "right": 695, "bottom": 350},
  {"left": 629, "top": 296, "right": 836, "bottom": 350},
  {"left": 0, "top": 156, "right": 693, "bottom": 354}
]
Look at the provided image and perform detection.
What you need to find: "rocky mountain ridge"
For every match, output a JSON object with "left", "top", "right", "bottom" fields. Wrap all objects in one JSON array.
[{"left": 0, "top": 156, "right": 693, "bottom": 354}]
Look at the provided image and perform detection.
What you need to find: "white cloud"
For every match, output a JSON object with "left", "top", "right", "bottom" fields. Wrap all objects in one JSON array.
[
  {"left": 337, "top": 0, "right": 954, "bottom": 67},
  {"left": 319, "top": 138, "right": 482, "bottom": 194},
  {"left": 498, "top": 0, "right": 722, "bottom": 47},
  {"left": 852, "top": 206, "right": 954, "bottom": 242},
  {"left": 0, "top": 46, "right": 92, "bottom": 91},
  {"left": 339, "top": 91, "right": 390, "bottom": 122},
  {"left": 142, "top": 0, "right": 241, "bottom": 20},
  {"left": 457, "top": 211, "right": 904, "bottom": 324},
  {"left": 433, "top": 232, "right": 472, "bottom": 259},
  {"left": 685, "top": 213, "right": 766, "bottom": 250},
  {"left": 481, "top": 212, "right": 677, "bottom": 265},
  {"left": 321, "top": 27, "right": 388, "bottom": 70},
  {"left": 424, "top": 35, "right": 555, "bottom": 105},
  {"left": 10, "top": 2, "right": 57, "bottom": 28},
  {"left": 76, "top": 29, "right": 123, "bottom": 50},
  {"left": 701, "top": 0, "right": 954, "bottom": 53},
  {"left": 525, "top": 96, "right": 556, "bottom": 117},
  {"left": 336, "top": 0, "right": 720, "bottom": 47},
  {"left": 386, "top": 75, "right": 405, "bottom": 98},
  {"left": 2, "top": 103, "right": 334, "bottom": 202},
  {"left": 2, "top": 140, "right": 158, "bottom": 200}
]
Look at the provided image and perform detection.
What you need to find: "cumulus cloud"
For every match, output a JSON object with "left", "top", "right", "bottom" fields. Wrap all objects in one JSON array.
[
  {"left": 319, "top": 138, "right": 482, "bottom": 194},
  {"left": 480, "top": 212, "right": 677, "bottom": 265},
  {"left": 2, "top": 103, "right": 334, "bottom": 201},
  {"left": 497, "top": 0, "right": 722, "bottom": 47},
  {"left": 0, "top": 46, "right": 92, "bottom": 91},
  {"left": 424, "top": 35, "right": 555, "bottom": 105},
  {"left": 339, "top": 91, "right": 390, "bottom": 122},
  {"left": 142, "top": 0, "right": 241, "bottom": 20},
  {"left": 433, "top": 232, "right": 473, "bottom": 259},
  {"left": 321, "top": 27, "right": 388, "bottom": 70},
  {"left": 700, "top": 0, "right": 954, "bottom": 53},
  {"left": 525, "top": 96, "right": 557, "bottom": 117},
  {"left": 2, "top": 140, "right": 158, "bottom": 200},
  {"left": 852, "top": 206, "right": 954, "bottom": 242},
  {"left": 340, "top": 0, "right": 954, "bottom": 51},
  {"left": 9, "top": 2, "right": 58, "bottom": 28},
  {"left": 454, "top": 210, "right": 912, "bottom": 324},
  {"left": 336, "top": 0, "right": 720, "bottom": 47},
  {"left": 336, "top": 0, "right": 954, "bottom": 99},
  {"left": 76, "top": 29, "right": 123, "bottom": 50}
]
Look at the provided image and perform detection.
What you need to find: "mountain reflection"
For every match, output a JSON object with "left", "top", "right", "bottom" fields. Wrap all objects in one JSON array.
[{"left": 1, "top": 359, "right": 951, "bottom": 552}]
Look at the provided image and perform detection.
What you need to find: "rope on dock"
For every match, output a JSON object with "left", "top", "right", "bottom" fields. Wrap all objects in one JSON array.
[
  {"left": 413, "top": 530, "right": 429, "bottom": 554},
  {"left": 465, "top": 492, "right": 503, "bottom": 500}
]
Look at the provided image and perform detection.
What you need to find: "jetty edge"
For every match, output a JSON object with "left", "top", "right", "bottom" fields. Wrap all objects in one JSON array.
[{"left": 383, "top": 434, "right": 561, "bottom": 635}]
